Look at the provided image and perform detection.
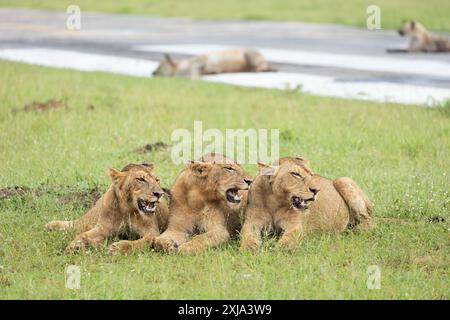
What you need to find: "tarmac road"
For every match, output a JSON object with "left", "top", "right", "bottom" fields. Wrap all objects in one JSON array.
[{"left": 1, "top": 8, "right": 449, "bottom": 105}]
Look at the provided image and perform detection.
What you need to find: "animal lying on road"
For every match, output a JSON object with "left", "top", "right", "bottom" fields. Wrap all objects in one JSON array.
[
  {"left": 388, "top": 20, "right": 450, "bottom": 53},
  {"left": 152, "top": 48, "right": 276, "bottom": 77},
  {"left": 46, "top": 162, "right": 169, "bottom": 255}
]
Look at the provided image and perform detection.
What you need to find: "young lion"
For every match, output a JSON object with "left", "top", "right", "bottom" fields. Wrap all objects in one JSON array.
[
  {"left": 388, "top": 20, "right": 450, "bottom": 53},
  {"left": 240, "top": 157, "right": 373, "bottom": 251},
  {"left": 46, "top": 162, "right": 169, "bottom": 254},
  {"left": 153, "top": 153, "right": 253, "bottom": 254},
  {"left": 152, "top": 48, "right": 276, "bottom": 77}
]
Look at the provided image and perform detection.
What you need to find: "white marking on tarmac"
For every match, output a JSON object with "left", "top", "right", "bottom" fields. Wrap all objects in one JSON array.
[
  {"left": 135, "top": 44, "right": 450, "bottom": 79},
  {"left": 203, "top": 72, "right": 450, "bottom": 106},
  {"left": 1, "top": 48, "right": 449, "bottom": 106},
  {"left": 0, "top": 48, "right": 158, "bottom": 76}
]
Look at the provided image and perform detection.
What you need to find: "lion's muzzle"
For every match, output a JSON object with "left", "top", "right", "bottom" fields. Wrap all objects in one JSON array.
[
  {"left": 137, "top": 198, "right": 157, "bottom": 214},
  {"left": 226, "top": 188, "right": 242, "bottom": 203},
  {"left": 292, "top": 194, "right": 316, "bottom": 210}
]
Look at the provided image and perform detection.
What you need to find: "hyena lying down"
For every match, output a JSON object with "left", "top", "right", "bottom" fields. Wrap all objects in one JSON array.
[{"left": 152, "top": 48, "right": 276, "bottom": 77}]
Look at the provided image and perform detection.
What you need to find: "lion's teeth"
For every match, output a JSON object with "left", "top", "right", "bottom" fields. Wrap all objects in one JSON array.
[{"left": 233, "top": 194, "right": 241, "bottom": 201}]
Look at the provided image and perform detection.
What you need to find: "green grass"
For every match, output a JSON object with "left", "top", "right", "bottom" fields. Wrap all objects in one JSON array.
[
  {"left": 0, "top": 61, "right": 449, "bottom": 299},
  {"left": 1, "top": 0, "right": 450, "bottom": 32}
]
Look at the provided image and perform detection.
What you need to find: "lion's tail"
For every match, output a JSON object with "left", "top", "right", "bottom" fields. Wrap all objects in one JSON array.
[{"left": 333, "top": 177, "right": 374, "bottom": 231}]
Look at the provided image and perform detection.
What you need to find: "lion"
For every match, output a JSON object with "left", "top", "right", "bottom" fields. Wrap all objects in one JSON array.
[
  {"left": 153, "top": 153, "right": 253, "bottom": 254},
  {"left": 388, "top": 20, "right": 450, "bottom": 53},
  {"left": 46, "top": 162, "right": 169, "bottom": 255},
  {"left": 152, "top": 48, "right": 276, "bottom": 77},
  {"left": 240, "top": 156, "right": 373, "bottom": 251}
]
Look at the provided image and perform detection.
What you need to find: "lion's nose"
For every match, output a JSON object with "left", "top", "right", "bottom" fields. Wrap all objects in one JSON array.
[
  {"left": 153, "top": 191, "right": 164, "bottom": 199},
  {"left": 309, "top": 187, "right": 319, "bottom": 195},
  {"left": 244, "top": 179, "right": 253, "bottom": 186}
]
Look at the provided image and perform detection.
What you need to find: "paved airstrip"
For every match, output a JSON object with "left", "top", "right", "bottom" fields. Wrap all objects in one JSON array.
[{"left": 1, "top": 8, "right": 449, "bottom": 105}]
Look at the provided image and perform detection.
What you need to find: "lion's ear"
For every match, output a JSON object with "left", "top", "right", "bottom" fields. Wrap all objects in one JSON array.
[
  {"left": 141, "top": 161, "right": 154, "bottom": 169},
  {"left": 188, "top": 161, "right": 213, "bottom": 178},
  {"left": 108, "top": 167, "right": 126, "bottom": 183},
  {"left": 294, "top": 154, "right": 308, "bottom": 162},
  {"left": 258, "top": 162, "right": 279, "bottom": 176},
  {"left": 164, "top": 54, "right": 176, "bottom": 67}
]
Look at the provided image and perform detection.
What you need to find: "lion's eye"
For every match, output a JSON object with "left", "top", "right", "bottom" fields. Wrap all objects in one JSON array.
[
  {"left": 290, "top": 172, "right": 303, "bottom": 178},
  {"left": 224, "top": 167, "right": 234, "bottom": 171},
  {"left": 137, "top": 177, "right": 147, "bottom": 183}
]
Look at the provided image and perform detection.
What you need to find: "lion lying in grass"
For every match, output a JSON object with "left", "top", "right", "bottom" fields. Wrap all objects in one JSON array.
[
  {"left": 153, "top": 153, "right": 252, "bottom": 254},
  {"left": 46, "top": 162, "right": 169, "bottom": 254},
  {"left": 240, "top": 157, "right": 373, "bottom": 250},
  {"left": 152, "top": 48, "right": 276, "bottom": 77}
]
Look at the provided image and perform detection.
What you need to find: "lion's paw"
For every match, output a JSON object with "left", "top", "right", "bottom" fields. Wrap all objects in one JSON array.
[
  {"left": 153, "top": 237, "right": 178, "bottom": 253},
  {"left": 240, "top": 237, "right": 260, "bottom": 252},
  {"left": 65, "top": 239, "right": 87, "bottom": 252},
  {"left": 178, "top": 242, "right": 200, "bottom": 255},
  {"left": 46, "top": 220, "right": 71, "bottom": 231},
  {"left": 109, "top": 240, "right": 132, "bottom": 255}
]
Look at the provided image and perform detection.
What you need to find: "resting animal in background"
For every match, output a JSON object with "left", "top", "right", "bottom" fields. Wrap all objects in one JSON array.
[
  {"left": 46, "top": 162, "right": 169, "bottom": 255},
  {"left": 388, "top": 20, "right": 450, "bottom": 53},
  {"left": 152, "top": 48, "right": 276, "bottom": 77}
]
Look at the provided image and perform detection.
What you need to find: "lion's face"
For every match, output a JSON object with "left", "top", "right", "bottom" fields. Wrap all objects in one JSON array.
[
  {"left": 152, "top": 54, "right": 177, "bottom": 76},
  {"left": 259, "top": 157, "right": 319, "bottom": 210},
  {"left": 187, "top": 160, "right": 253, "bottom": 204},
  {"left": 109, "top": 162, "right": 165, "bottom": 215},
  {"left": 398, "top": 20, "right": 424, "bottom": 37}
]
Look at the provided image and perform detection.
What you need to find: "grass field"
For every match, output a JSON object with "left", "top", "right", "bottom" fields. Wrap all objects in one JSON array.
[
  {"left": 1, "top": 0, "right": 450, "bottom": 32},
  {"left": 0, "top": 60, "right": 449, "bottom": 299}
]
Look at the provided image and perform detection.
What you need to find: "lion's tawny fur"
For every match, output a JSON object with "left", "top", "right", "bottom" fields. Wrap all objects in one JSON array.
[
  {"left": 152, "top": 48, "right": 276, "bottom": 77},
  {"left": 240, "top": 157, "right": 373, "bottom": 251},
  {"left": 46, "top": 163, "right": 169, "bottom": 255},
  {"left": 398, "top": 21, "right": 450, "bottom": 52},
  {"left": 153, "top": 153, "right": 252, "bottom": 254}
]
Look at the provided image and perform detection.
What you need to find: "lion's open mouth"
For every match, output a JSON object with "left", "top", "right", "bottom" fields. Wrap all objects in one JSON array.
[
  {"left": 292, "top": 196, "right": 315, "bottom": 210},
  {"left": 226, "top": 188, "right": 241, "bottom": 203},
  {"left": 137, "top": 199, "right": 157, "bottom": 214}
]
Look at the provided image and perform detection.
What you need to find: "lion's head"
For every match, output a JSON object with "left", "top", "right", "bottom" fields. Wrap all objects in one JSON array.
[
  {"left": 152, "top": 54, "right": 177, "bottom": 77},
  {"left": 186, "top": 154, "right": 253, "bottom": 205},
  {"left": 108, "top": 162, "right": 165, "bottom": 215},
  {"left": 398, "top": 20, "right": 426, "bottom": 37},
  {"left": 258, "top": 156, "right": 319, "bottom": 210}
]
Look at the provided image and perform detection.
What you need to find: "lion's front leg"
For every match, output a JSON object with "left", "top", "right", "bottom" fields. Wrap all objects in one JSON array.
[
  {"left": 154, "top": 210, "right": 195, "bottom": 253},
  {"left": 46, "top": 220, "right": 74, "bottom": 231},
  {"left": 66, "top": 215, "right": 122, "bottom": 251},
  {"left": 66, "top": 225, "right": 111, "bottom": 251},
  {"left": 277, "top": 227, "right": 304, "bottom": 248},
  {"left": 178, "top": 213, "right": 230, "bottom": 255},
  {"left": 109, "top": 234, "right": 157, "bottom": 255},
  {"left": 154, "top": 230, "right": 189, "bottom": 253},
  {"left": 240, "top": 208, "right": 269, "bottom": 252},
  {"left": 277, "top": 214, "right": 305, "bottom": 249},
  {"left": 110, "top": 215, "right": 161, "bottom": 255}
]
